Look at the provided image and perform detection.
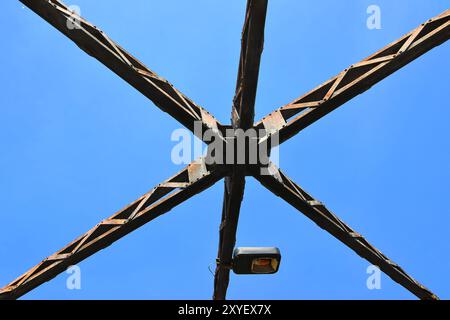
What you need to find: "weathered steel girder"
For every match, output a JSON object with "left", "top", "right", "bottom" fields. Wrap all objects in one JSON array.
[
  {"left": 0, "top": 159, "right": 226, "bottom": 300},
  {"left": 256, "top": 9, "right": 450, "bottom": 144},
  {"left": 252, "top": 164, "right": 438, "bottom": 300},
  {"left": 214, "top": 0, "right": 268, "bottom": 300},
  {"left": 18, "top": 0, "right": 223, "bottom": 138},
  {"left": 232, "top": 0, "right": 268, "bottom": 131}
]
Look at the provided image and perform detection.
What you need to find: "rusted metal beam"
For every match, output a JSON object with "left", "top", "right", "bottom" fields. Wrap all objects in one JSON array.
[
  {"left": 252, "top": 164, "right": 438, "bottom": 300},
  {"left": 232, "top": 0, "right": 268, "bottom": 130},
  {"left": 256, "top": 9, "right": 450, "bottom": 144},
  {"left": 20, "top": 0, "right": 223, "bottom": 138},
  {"left": 0, "top": 159, "right": 226, "bottom": 300},
  {"left": 213, "top": 172, "right": 246, "bottom": 300},
  {"left": 213, "top": 0, "right": 268, "bottom": 300}
]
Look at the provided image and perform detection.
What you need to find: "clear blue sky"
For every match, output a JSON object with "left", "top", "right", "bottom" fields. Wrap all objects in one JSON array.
[{"left": 1, "top": 0, "right": 449, "bottom": 300}]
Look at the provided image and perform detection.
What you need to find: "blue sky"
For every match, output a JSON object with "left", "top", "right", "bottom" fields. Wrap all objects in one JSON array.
[{"left": 1, "top": 0, "right": 449, "bottom": 299}]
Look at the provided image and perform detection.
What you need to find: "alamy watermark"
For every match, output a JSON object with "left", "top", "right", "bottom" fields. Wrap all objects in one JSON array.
[
  {"left": 366, "top": 265, "right": 382, "bottom": 290},
  {"left": 66, "top": 265, "right": 81, "bottom": 290},
  {"left": 66, "top": 5, "right": 82, "bottom": 30},
  {"left": 367, "top": 5, "right": 382, "bottom": 30},
  {"left": 171, "top": 121, "right": 280, "bottom": 174}
]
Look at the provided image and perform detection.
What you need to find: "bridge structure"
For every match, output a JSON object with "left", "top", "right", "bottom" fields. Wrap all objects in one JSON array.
[{"left": 1, "top": 0, "right": 449, "bottom": 300}]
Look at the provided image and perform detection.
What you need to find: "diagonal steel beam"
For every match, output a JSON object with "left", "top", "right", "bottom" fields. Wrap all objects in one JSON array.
[
  {"left": 0, "top": 159, "right": 226, "bottom": 300},
  {"left": 252, "top": 164, "right": 438, "bottom": 300},
  {"left": 20, "top": 0, "right": 222, "bottom": 138},
  {"left": 256, "top": 9, "right": 450, "bottom": 145},
  {"left": 214, "top": 0, "right": 268, "bottom": 300}
]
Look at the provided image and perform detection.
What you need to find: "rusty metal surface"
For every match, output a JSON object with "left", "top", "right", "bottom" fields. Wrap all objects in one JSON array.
[
  {"left": 252, "top": 163, "right": 438, "bottom": 300},
  {"left": 231, "top": 0, "right": 268, "bottom": 131},
  {"left": 0, "top": 159, "right": 226, "bottom": 300},
  {"left": 214, "top": 0, "right": 268, "bottom": 300},
  {"left": 214, "top": 172, "right": 246, "bottom": 300},
  {"left": 1, "top": 0, "right": 448, "bottom": 300}
]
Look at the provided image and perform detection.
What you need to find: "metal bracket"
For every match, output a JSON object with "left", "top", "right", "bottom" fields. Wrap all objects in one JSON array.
[{"left": 188, "top": 158, "right": 208, "bottom": 183}]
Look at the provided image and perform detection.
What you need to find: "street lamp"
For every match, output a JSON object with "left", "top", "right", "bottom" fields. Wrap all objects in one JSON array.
[{"left": 232, "top": 247, "right": 281, "bottom": 275}]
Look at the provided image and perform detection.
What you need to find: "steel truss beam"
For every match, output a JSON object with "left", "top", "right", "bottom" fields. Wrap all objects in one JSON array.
[
  {"left": 0, "top": 159, "right": 226, "bottom": 300},
  {"left": 232, "top": 0, "right": 268, "bottom": 131},
  {"left": 19, "top": 0, "right": 223, "bottom": 138},
  {"left": 214, "top": 171, "right": 246, "bottom": 300},
  {"left": 252, "top": 164, "right": 438, "bottom": 300},
  {"left": 256, "top": 9, "right": 450, "bottom": 144},
  {"left": 214, "top": 0, "right": 268, "bottom": 300}
]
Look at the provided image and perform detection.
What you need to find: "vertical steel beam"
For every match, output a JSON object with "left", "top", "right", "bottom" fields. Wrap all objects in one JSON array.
[
  {"left": 213, "top": 0, "right": 268, "bottom": 300},
  {"left": 231, "top": 0, "right": 268, "bottom": 130}
]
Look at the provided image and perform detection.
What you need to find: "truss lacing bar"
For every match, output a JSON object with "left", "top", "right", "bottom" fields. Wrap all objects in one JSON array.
[
  {"left": 398, "top": 24, "right": 426, "bottom": 54},
  {"left": 101, "top": 33, "right": 133, "bottom": 67},
  {"left": 307, "top": 200, "right": 323, "bottom": 207},
  {"left": 281, "top": 101, "right": 322, "bottom": 111},
  {"left": 349, "top": 232, "right": 363, "bottom": 239},
  {"left": 324, "top": 69, "right": 348, "bottom": 101},
  {"left": 46, "top": 253, "right": 72, "bottom": 261},
  {"left": 101, "top": 219, "right": 127, "bottom": 225}
]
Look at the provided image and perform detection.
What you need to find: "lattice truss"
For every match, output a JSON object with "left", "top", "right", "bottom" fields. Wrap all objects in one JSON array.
[{"left": 1, "top": 0, "right": 449, "bottom": 300}]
